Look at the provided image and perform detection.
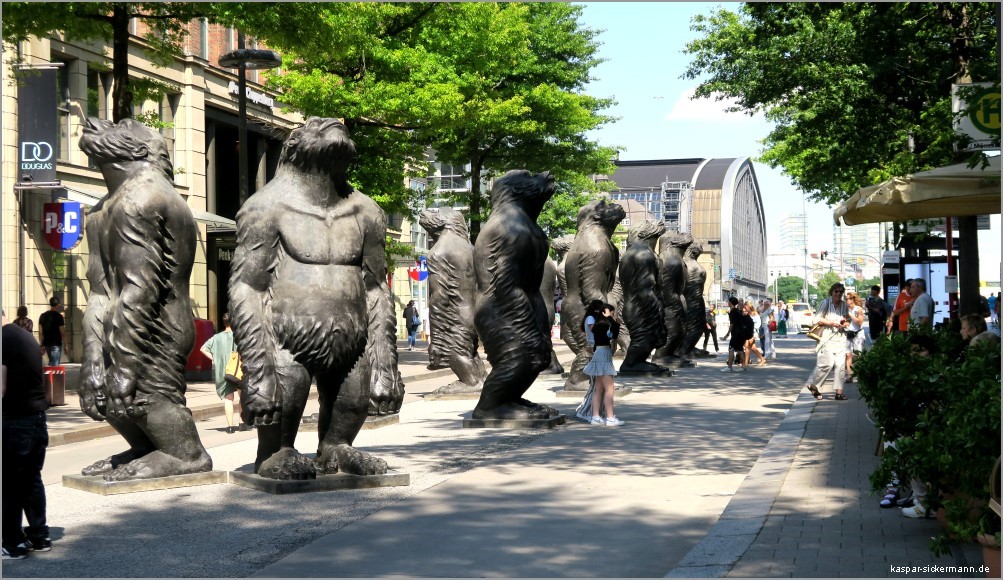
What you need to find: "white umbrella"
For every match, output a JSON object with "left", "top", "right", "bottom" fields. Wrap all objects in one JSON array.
[{"left": 833, "top": 156, "right": 1001, "bottom": 226}]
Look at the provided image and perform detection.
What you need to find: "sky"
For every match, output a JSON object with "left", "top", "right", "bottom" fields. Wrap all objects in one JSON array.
[{"left": 575, "top": 2, "right": 1001, "bottom": 282}]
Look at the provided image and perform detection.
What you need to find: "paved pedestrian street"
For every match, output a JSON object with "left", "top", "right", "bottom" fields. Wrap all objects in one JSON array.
[{"left": 3, "top": 338, "right": 986, "bottom": 578}]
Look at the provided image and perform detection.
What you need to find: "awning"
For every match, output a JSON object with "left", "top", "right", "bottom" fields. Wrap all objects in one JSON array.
[
  {"left": 61, "top": 187, "right": 236, "bottom": 233},
  {"left": 833, "top": 156, "right": 1001, "bottom": 226}
]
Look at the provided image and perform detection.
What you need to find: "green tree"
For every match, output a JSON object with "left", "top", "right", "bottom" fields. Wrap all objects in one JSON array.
[
  {"left": 813, "top": 271, "right": 844, "bottom": 302},
  {"left": 219, "top": 2, "right": 618, "bottom": 234},
  {"left": 683, "top": 3, "right": 999, "bottom": 205},
  {"left": 683, "top": 2, "right": 998, "bottom": 317},
  {"left": 3, "top": 2, "right": 210, "bottom": 121},
  {"left": 775, "top": 275, "right": 806, "bottom": 303}
]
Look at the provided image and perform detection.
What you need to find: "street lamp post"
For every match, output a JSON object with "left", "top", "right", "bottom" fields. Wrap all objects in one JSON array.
[{"left": 219, "top": 34, "right": 282, "bottom": 206}]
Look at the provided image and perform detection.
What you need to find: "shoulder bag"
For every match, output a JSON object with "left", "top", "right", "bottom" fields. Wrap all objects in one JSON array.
[
  {"left": 224, "top": 351, "right": 244, "bottom": 384},
  {"left": 806, "top": 300, "right": 828, "bottom": 342}
]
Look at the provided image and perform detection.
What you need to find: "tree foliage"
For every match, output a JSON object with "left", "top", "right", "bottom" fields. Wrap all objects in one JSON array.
[
  {"left": 215, "top": 2, "right": 618, "bottom": 233},
  {"left": 683, "top": 2, "right": 1000, "bottom": 205},
  {"left": 774, "top": 275, "right": 806, "bottom": 303},
  {"left": 3, "top": 2, "right": 210, "bottom": 121}
]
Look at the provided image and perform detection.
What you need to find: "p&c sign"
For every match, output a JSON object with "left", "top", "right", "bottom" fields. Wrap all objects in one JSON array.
[{"left": 43, "top": 201, "right": 85, "bottom": 251}]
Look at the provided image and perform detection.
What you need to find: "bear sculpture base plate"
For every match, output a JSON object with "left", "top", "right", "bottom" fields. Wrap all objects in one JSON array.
[
  {"left": 62, "top": 471, "right": 228, "bottom": 495},
  {"left": 463, "top": 413, "right": 567, "bottom": 429},
  {"left": 556, "top": 386, "right": 632, "bottom": 398},
  {"left": 228, "top": 470, "right": 409, "bottom": 495}
]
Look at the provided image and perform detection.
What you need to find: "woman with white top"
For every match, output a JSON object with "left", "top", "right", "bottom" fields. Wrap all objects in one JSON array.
[
  {"left": 759, "top": 299, "right": 777, "bottom": 360},
  {"left": 574, "top": 300, "right": 605, "bottom": 421},
  {"left": 805, "top": 283, "right": 851, "bottom": 401},
  {"left": 844, "top": 292, "right": 866, "bottom": 382}
]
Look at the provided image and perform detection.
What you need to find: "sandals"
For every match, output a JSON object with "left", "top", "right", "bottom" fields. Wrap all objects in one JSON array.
[
  {"left": 834, "top": 392, "right": 849, "bottom": 400},
  {"left": 807, "top": 385, "right": 823, "bottom": 400}
]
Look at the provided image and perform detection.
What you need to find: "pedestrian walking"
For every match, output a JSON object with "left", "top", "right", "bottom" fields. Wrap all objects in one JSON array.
[
  {"left": 844, "top": 291, "right": 866, "bottom": 382},
  {"left": 759, "top": 299, "right": 776, "bottom": 360},
  {"left": 580, "top": 303, "right": 624, "bottom": 426},
  {"left": 702, "top": 302, "right": 719, "bottom": 353},
  {"left": 865, "top": 285, "right": 889, "bottom": 341},
  {"left": 575, "top": 300, "right": 607, "bottom": 421},
  {"left": 908, "top": 279, "right": 934, "bottom": 328},
  {"left": 199, "top": 313, "right": 244, "bottom": 434},
  {"left": 721, "top": 296, "right": 749, "bottom": 372},
  {"left": 804, "top": 283, "right": 851, "bottom": 401},
  {"left": 745, "top": 302, "right": 766, "bottom": 366},
  {"left": 13, "top": 306, "right": 33, "bottom": 334},
  {"left": 888, "top": 279, "right": 913, "bottom": 335},
  {"left": 37, "top": 297, "right": 68, "bottom": 366},
  {"left": 2, "top": 310, "right": 51, "bottom": 560},
  {"left": 402, "top": 300, "right": 419, "bottom": 351},
  {"left": 776, "top": 301, "right": 788, "bottom": 338}
]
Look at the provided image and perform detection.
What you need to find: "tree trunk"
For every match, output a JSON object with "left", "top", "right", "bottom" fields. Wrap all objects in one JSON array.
[
  {"left": 111, "top": 3, "right": 132, "bottom": 122},
  {"left": 467, "top": 151, "right": 483, "bottom": 243}
]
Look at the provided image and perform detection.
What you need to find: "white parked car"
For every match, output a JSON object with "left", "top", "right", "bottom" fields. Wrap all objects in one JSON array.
[{"left": 788, "top": 302, "right": 814, "bottom": 333}]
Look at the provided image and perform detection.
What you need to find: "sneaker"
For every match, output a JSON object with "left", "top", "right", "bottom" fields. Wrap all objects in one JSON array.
[
  {"left": 26, "top": 537, "right": 51, "bottom": 552},
  {"left": 605, "top": 416, "right": 625, "bottom": 426},
  {"left": 2, "top": 544, "right": 29, "bottom": 560},
  {"left": 720, "top": 366, "right": 734, "bottom": 373},
  {"left": 901, "top": 500, "right": 931, "bottom": 518},
  {"left": 735, "top": 367, "right": 747, "bottom": 372},
  {"left": 590, "top": 416, "right": 604, "bottom": 425}
]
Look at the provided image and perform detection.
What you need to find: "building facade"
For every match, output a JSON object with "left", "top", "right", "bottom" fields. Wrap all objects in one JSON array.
[
  {"left": 778, "top": 213, "right": 808, "bottom": 254},
  {"left": 605, "top": 158, "right": 770, "bottom": 302},
  {"left": 3, "top": 25, "right": 306, "bottom": 359}
]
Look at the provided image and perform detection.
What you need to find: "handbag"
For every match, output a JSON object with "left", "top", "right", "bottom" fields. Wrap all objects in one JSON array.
[
  {"left": 768, "top": 320, "right": 777, "bottom": 332},
  {"left": 411, "top": 314, "right": 421, "bottom": 327},
  {"left": 845, "top": 330, "right": 858, "bottom": 340},
  {"left": 806, "top": 322, "right": 824, "bottom": 342},
  {"left": 223, "top": 351, "right": 243, "bottom": 384}
]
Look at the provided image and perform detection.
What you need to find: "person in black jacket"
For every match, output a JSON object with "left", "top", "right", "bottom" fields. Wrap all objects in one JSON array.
[
  {"left": 581, "top": 303, "right": 625, "bottom": 426},
  {"left": 402, "top": 300, "right": 419, "bottom": 351},
  {"left": 721, "top": 296, "right": 748, "bottom": 372},
  {"left": 2, "top": 310, "right": 51, "bottom": 559}
]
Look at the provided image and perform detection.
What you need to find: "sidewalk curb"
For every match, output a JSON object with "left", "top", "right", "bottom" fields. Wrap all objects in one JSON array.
[{"left": 664, "top": 388, "right": 816, "bottom": 578}]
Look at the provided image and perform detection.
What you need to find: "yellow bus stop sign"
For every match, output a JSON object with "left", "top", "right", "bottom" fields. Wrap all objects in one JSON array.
[{"left": 970, "top": 87, "right": 1001, "bottom": 134}]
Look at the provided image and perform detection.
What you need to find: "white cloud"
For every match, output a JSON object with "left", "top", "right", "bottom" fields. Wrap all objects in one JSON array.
[{"left": 665, "top": 87, "right": 760, "bottom": 122}]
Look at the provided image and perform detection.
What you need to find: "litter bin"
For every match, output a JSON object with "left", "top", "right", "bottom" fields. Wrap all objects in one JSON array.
[{"left": 43, "top": 366, "right": 66, "bottom": 406}]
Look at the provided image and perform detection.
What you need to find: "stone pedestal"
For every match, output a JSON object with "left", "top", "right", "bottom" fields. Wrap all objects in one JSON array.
[
  {"left": 62, "top": 471, "right": 228, "bottom": 495},
  {"left": 462, "top": 414, "right": 567, "bottom": 429},
  {"left": 228, "top": 470, "right": 410, "bottom": 495},
  {"left": 300, "top": 414, "right": 400, "bottom": 431}
]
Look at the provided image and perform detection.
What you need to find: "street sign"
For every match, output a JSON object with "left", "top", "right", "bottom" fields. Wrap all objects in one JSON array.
[
  {"left": 728, "top": 267, "right": 736, "bottom": 280},
  {"left": 42, "top": 201, "right": 85, "bottom": 251},
  {"left": 845, "top": 277, "right": 855, "bottom": 286},
  {"left": 407, "top": 256, "right": 428, "bottom": 282},
  {"left": 882, "top": 250, "right": 900, "bottom": 265},
  {"left": 953, "top": 82, "right": 1001, "bottom": 152}
]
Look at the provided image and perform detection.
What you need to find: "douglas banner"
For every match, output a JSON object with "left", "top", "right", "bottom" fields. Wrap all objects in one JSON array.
[{"left": 17, "top": 66, "right": 59, "bottom": 186}]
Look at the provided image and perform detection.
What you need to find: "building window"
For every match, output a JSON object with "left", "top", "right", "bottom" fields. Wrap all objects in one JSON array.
[
  {"left": 433, "top": 162, "right": 469, "bottom": 191},
  {"left": 55, "top": 61, "right": 71, "bottom": 162}
]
